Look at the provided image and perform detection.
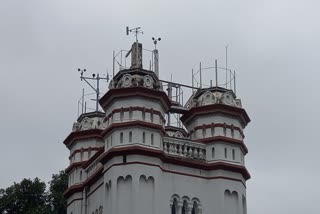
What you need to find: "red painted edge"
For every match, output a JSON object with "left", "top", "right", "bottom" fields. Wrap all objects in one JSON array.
[
  {"left": 195, "top": 136, "right": 248, "bottom": 154},
  {"left": 63, "top": 129, "right": 103, "bottom": 149},
  {"left": 181, "top": 104, "right": 250, "bottom": 127},
  {"left": 66, "top": 197, "right": 83, "bottom": 207},
  {"left": 103, "top": 161, "right": 246, "bottom": 187},
  {"left": 64, "top": 166, "right": 103, "bottom": 198},
  {"left": 83, "top": 147, "right": 105, "bottom": 168},
  {"left": 99, "top": 87, "right": 171, "bottom": 112},
  {"left": 191, "top": 123, "right": 245, "bottom": 138},
  {"left": 69, "top": 147, "right": 101, "bottom": 160},
  {"left": 101, "top": 120, "right": 166, "bottom": 137},
  {"left": 100, "top": 146, "right": 250, "bottom": 180},
  {"left": 103, "top": 106, "right": 165, "bottom": 123},
  {"left": 65, "top": 161, "right": 87, "bottom": 174}
]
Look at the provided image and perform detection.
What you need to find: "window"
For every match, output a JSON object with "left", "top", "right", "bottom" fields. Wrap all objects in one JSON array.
[
  {"left": 151, "top": 134, "right": 154, "bottom": 145},
  {"left": 212, "top": 147, "right": 215, "bottom": 159},
  {"left": 129, "top": 109, "right": 133, "bottom": 120},
  {"left": 223, "top": 123, "right": 227, "bottom": 136},
  {"left": 192, "top": 201, "right": 198, "bottom": 214},
  {"left": 224, "top": 148, "right": 228, "bottom": 159},
  {"left": 211, "top": 125, "right": 215, "bottom": 136},
  {"left": 232, "top": 149, "right": 235, "bottom": 160},
  {"left": 120, "top": 132, "right": 123, "bottom": 144},
  {"left": 80, "top": 171, "right": 82, "bottom": 181},
  {"left": 231, "top": 125, "right": 234, "bottom": 138},
  {"left": 80, "top": 151, "right": 83, "bottom": 161},
  {"left": 120, "top": 110, "right": 124, "bottom": 121},
  {"left": 202, "top": 127, "right": 206, "bottom": 138},
  {"left": 129, "top": 131, "right": 132, "bottom": 142},
  {"left": 142, "top": 132, "right": 145, "bottom": 144},
  {"left": 182, "top": 200, "right": 188, "bottom": 214},
  {"left": 150, "top": 110, "right": 154, "bottom": 122},
  {"left": 171, "top": 198, "right": 178, "bottom": 214},
  {"left": 142, "top": 110, "right": 145, "bottom": 121}
]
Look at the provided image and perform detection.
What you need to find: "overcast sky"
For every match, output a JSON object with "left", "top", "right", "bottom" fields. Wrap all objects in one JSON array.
[{"left": 1, "top": 0, "right": 319, "bottom": 213}]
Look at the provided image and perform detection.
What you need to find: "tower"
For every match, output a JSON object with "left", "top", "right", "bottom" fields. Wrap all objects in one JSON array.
[{"left": 63, "top": 35, "right": 250, "bottom": 214}]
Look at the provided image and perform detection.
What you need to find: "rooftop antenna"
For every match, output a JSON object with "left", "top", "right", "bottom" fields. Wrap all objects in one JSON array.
[
  {"left": 126, "top": 26, "right": 143, "bottom": 43},
  {"left": 152, "top": 37, "right": 161, "bottom": 49},
  {"left": 126, "top": 26, "right": 143, "bottom": 68},
  {"left": 152, "top": 37, "right": 161, "bottom": 77},
  {"left": 78, "top": 68, "right": 110, "bottom": 112}
]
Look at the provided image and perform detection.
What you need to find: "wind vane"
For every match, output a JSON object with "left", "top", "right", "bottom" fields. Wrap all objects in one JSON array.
[{"left": 126, "top": 26, "right": 143, "bottom": 43}]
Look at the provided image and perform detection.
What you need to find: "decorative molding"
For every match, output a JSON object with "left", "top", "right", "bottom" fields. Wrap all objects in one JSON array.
[{"left": 99, "top": 146, "right": 250, "bottom": 180}]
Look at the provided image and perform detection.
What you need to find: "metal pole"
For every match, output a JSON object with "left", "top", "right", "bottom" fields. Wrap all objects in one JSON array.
[
  {"left": 200, "top": 62, "right": 202, "bottom": 89},
  {"left": 82, "top": 88, "right": 84, "bottom": 114},
  {"left": 215, "top": 59, "right": 218, "bottom": 87},
  {"left": 234, "top": 70, "right": 236, "bottom": 95},
  {"left": 113, "top": 50, "right": 115, "bottom": 76},
  {"left": 192, "top": 69, "right": 194, "bottom": 93},
  {"left": 225, "top": 45, "right": 228, "bottom": 89},
  {"left": 96, "top": 74, "right": 100, "bottom": 112}
]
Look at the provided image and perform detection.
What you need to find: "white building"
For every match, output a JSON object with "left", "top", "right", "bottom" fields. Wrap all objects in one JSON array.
[{"left": 63, "top": 40, "right": 251, "bottom": 214}]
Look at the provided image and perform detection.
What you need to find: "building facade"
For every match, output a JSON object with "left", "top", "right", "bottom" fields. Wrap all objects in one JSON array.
[{"left": 63, "top": 41, "right": 251, "bottom": 214}]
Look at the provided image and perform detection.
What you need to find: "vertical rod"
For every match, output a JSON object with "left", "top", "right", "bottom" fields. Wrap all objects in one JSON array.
[
  {"left": 120, "top": 51, "right": 123, "bottom": 70},
  {"left": 226, "top": 45, "right": 228, "bottom": 88},
  {"left": 84, "top": 102, "right": 87, "bottom": 113},
  {"left": 210, "top": 80, "right": 212, "bottom": 87},
  {"left": 234, "top": 70, "right": 236, "bottom": 95},
  {"left": 82, "top": 88, "right": 84, "bottom": 114},
  {"left": 230, "top": 69, "right": 232, "bottom": 89},
  {"left": 151, "top": 51, "right": 154, "bottom": 71},
  {"left": 192, "top": 69, "right": 194, "bottom": 93},
  {"left": 215, "top": 59, "right": 218, "bottom": 87},
  {"left": 96, "top": 74, "right": 99, "bottom": 112},
  {"left": 113, "top": 50, "right": 115, "bottom": 76},
  {"left": 200, "top": 62, "right": 202, "bottom": 88}
]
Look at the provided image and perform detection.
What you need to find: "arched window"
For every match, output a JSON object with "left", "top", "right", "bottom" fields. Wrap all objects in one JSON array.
[
  {"left": 129, "top": 131, "right": 132, "bottom": 142},
  {"left": 142, "top": 132, "right": 145, "bottom": 144},
  {"left": 182, "top": 200, "right": 188, "bottom": 214},
  {"left": 192, "top": 201, "right": 198, "bottom": 214},
  {"left": 224, "top": 148, "right": 228, "bottom": 159},
  {"left": 212, "top": 147, "right": 215, "bottom": 159},
  {"left": 171, "top": 198, "right": 178, "bottom": 214},
  {"left": 120, "top": 132, "right": 123, "bottom": 144},
  {"left": 151, "top": 134, "right": 154, "bottom": 145},
  {"left": 232, "top": 149, "right": 235, "bottom": 160}
]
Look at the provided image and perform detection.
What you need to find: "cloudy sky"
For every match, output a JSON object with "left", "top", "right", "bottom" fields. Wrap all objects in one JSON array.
[{"left": 1, "top": 0, "right": 319, "bottom": 213}]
